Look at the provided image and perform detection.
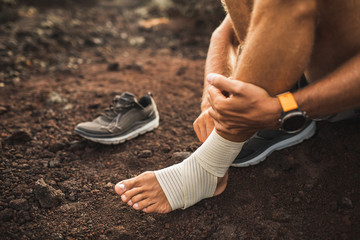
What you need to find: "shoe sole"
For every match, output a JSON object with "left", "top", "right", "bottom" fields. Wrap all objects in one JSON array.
[
  {"left": 231, "top": 121, "right": 316, "bottom": 168},
  {"left": 76, "top": 114, "right": 160, "bottom": 145}
]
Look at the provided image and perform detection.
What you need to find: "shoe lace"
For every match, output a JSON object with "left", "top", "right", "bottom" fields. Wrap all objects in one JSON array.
[{"left": 100, "top": 96, "right": 136, "bottom": 133}]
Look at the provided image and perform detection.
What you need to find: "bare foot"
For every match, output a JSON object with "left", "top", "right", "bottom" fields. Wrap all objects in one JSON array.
[{"left": 115, "top": 171, "right": 229, "bottom": 213}]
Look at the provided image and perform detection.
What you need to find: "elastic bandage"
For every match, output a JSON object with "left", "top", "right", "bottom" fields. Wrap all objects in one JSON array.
[{"left": 155, "top": 130, "right": 244, "bottom": 210}]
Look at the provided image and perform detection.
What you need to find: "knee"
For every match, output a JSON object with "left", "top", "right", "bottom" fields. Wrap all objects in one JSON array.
[{"left": 253, "top": 0, "right": 317, "bottom": 23}]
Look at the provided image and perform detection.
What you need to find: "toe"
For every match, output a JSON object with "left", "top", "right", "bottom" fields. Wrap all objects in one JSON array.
[
  {"left": 122, "top": 187, "right": 143, "bottom": 202},
  {"left": 132, "top": 199, "right": 152, "bottom": 211},
  {"left": 114, "top": 181, "right": 127, "bottom": 195}
]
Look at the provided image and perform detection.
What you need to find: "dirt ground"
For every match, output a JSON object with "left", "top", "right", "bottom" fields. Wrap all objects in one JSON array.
[{"left": 1, "top": 0, "right": 359, "bottom": 239}]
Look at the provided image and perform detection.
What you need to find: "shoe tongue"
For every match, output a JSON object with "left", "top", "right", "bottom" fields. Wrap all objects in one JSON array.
[
  {"left": 112, "top": 92, "right": 139, "bottom": 110},
  {"left": 119, "top": 92, "right": 136, "bottom": 101}
]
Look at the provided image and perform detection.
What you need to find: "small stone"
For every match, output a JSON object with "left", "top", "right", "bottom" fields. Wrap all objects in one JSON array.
[
  {"left": 18, "top": 164, "right": 30, "bottom": 169},
  {"left": 34, "top": 178, "right": 65, "bottom": 208},
  {"left": 105, "top": 182, "right": 114, "bottom": 189},
  {"left": 9, "top": 198, "right": 29, "bottom": 211},
  {"left": 161, "top": 144, "right": 171, "bottom": 153},
  {"left": 48, "top": 142, "right": 65, "bottom": 153},
  {"left": 171, "top": 151, "right": 191, "bottom": 162},
  {"left": 68, "top": 192, "right": 77, "bottom": 202},
  {"left": 69, "top": 141, "right": 86, "bottom": 152},
  {"left": 49, "top": 159, "right": 61, "bottom": 168},
  {"left": 107, "top": 62, "right": 119, "bottom": 71},
  {"left": 165, "top": 223, "right": 170, "bottom": 229},
  {"left": 146, "top": 216, "right": 156, "bottom": 224},
  {"left": 51, "top": 233, "right": 64, "bottom": 240},
  {"left": 138, "top": 150, "right": 153, "bottom": 158},
  {"left": 0, "top": 106, "right": 8, "bottom": 115},
  {"left": 7, "top": 131, "right": 32, "bottom": 143},
  {"left": 340, "top": 197, "right": 353, "bottom": 209},
  {"left": 47, "top": 92, "right": 67, "bottom": 104}
]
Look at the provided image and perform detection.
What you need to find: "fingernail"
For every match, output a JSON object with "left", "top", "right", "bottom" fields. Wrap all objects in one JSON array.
[
  {"left": 133, "top": 203, "right": 139, "bottom": 209},
  {"left": 116, "top": 183, "right": 125, "bottom": 191},
  {"left": 121, "top": 195, "right": 126, "bottom": 201},
  {"left": 207, "top": 73, "right": 217, "bottom": 84}
]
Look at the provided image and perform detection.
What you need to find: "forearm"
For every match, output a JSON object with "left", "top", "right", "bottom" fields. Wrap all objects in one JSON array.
[
  {"left": 202, "top": 15, "right": 239, "bottom": 111},
  {"left": 295, "top": 54, "right": 360, "bottom": 119}
]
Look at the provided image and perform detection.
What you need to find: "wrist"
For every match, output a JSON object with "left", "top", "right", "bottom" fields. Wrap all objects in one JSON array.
[{"left": 268, "top": 97, "right": 282, "bottom": 129}]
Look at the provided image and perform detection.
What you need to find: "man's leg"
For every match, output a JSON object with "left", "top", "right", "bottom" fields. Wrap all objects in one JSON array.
[{"left": 115, "top": 0, "right": 318, "bottom": 213}]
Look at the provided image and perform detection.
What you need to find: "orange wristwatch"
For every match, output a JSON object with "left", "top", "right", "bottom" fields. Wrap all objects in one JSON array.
[{"left": 277, "top": 92, "right": 308, "bottom": 133}]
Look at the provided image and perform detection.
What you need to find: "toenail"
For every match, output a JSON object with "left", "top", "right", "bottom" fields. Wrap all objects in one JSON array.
[
  {"left": 128, "top": 200, "right": 132, "bottom": 205},
  {"left": 143, "top": 208, "right": 147, "bottom": 213},
  {"left": 117, "top": 183, "right": 126, "bottom": 191},
  {"left": 121, "top": 195, "right": 126, "bottom": 201},
  {"left": 133, "top": 203, "right": 139, "bottom": 209}
]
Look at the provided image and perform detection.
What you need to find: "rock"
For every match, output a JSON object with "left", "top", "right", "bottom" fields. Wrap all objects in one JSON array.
[
  {"left": 340, "top": 197, "right": 353, "bottom": 209},
  {"left": 0, "top": 106, "right": 8, "bottom": 115},
  {"left": 171, "top": 151, "right": 191, "bottom": 162},
  {"left": 69, "top": 141, "right": 86, "bottom": 152},
  {"left": 7, "top": 131, "right": 32, "bottom": 143},
  {"left": 138, "top": 150, "right": 153, "bottom": 158},
  {"left": 0, "top": 208, "right": 13, "bottom": 222},
  {"left": 9, "top": 198, "right": 29, "bottom": 211},
  {"left": 47, "top": 92, "right": 67, "bottom": 104},
  {"left": 161, "top": 144, "right": 171, "bottom": 153},
  {"left": 34, "top": 178, "right": 65, "bottom": 208},
  {"left": 49, "top": 158, "right": 61, "bottom": 168},
  {"left": 107, "top": 62, "right": 119, "bottom": 71},
  {"left": 48, "top": 142, "right": 65, "bottom": 153},
  {"left": 51, "top": 233, "right": 64, "bottom": 240},
  {"left": 146, "top": 216, "right": 156, "bottom": 224},
  {"left": 105, "top": 182, "right": 114, "bottom": 189}
]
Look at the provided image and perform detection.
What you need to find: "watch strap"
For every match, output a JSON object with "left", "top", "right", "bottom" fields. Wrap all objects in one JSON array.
[{"left": 277, "top": 92, "right": 298, "bottom": 112}]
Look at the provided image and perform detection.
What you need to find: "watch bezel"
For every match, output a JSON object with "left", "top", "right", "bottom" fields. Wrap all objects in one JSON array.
[{"left": 279, "top": 110, "right": 308, "bottom": 134}]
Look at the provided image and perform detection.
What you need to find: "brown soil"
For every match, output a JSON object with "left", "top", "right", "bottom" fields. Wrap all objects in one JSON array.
[{"left": 1, "top": 1, "right": 359, "bottom": 239}]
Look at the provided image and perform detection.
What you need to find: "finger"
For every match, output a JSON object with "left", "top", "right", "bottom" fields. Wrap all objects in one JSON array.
[
  {"left": 193, "top": 120, "right": 203, "bottom": 142},
  {"left": 207, "top": 73, "right": 244, "bottom": 95}
]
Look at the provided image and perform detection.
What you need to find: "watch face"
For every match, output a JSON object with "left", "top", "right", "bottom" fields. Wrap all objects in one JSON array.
[{"left": 282, "top": 112, "right": 307, "bottom": 133}]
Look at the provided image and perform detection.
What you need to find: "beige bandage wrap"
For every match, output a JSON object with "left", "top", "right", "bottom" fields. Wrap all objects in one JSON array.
[{"left": 155, "top": 130, "right": 244, "bottom": 210}]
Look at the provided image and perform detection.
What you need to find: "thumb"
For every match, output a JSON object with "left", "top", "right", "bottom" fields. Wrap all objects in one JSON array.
[{"left": 207, "top": 73, "right": 242, "bottom": 94}]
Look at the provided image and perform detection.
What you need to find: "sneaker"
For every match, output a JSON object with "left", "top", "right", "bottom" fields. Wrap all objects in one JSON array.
[
  {"left": 231, "top": 120, "right": 316, "bottom": 167},
  {"left": 75, "top": 92, "right": 159, "bottom": 145}
]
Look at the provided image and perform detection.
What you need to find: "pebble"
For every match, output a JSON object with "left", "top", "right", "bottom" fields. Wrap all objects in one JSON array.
[
  {"left": 49, "top": 158, "right": 61, "bottom": 168},
  {"left": 146, "top": 216, "right": 156, "bottom": 224},
  {"left": 161, "top": 144, "right": 171, "bottom": 153},
  {"left": 340, "top": 197, "right": 353, "bottom": 209},
  {"left": 7, "top": 131, "right": 32, "bottom": 143},
  {"left": 48, "top": 142, "right": 65, "bottom": 153},
  {"left": 171, "top": 151, "right": 191, "bottom": 162},
  {"left": 138, "top": 150, "right": 153, "bottom": 158},
  {"left": 9, "top": 198, "right": 29, "bottom": 211},
  {"left": 69, "top": 141, "right": 86, "bottom": 152},
  {"left": 0, "top": 106, "right": 8, "bottom": 114},
  {"left": 107, "top": 62, "right": 119, "bottom": 71},
  {"left": 34, "top": 178, "right": 65, "bottom": 208},
  {"left": 105, "top": 182, "right": 114, "bottom": 189}
]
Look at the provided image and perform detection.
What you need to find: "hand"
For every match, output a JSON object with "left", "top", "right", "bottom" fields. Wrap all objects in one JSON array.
[
  {"left": 206, "top": 73, "right": 281, "bottom": 136},
  {"left": 193, "top": 108, "right": 215, "bottom": 143}
]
